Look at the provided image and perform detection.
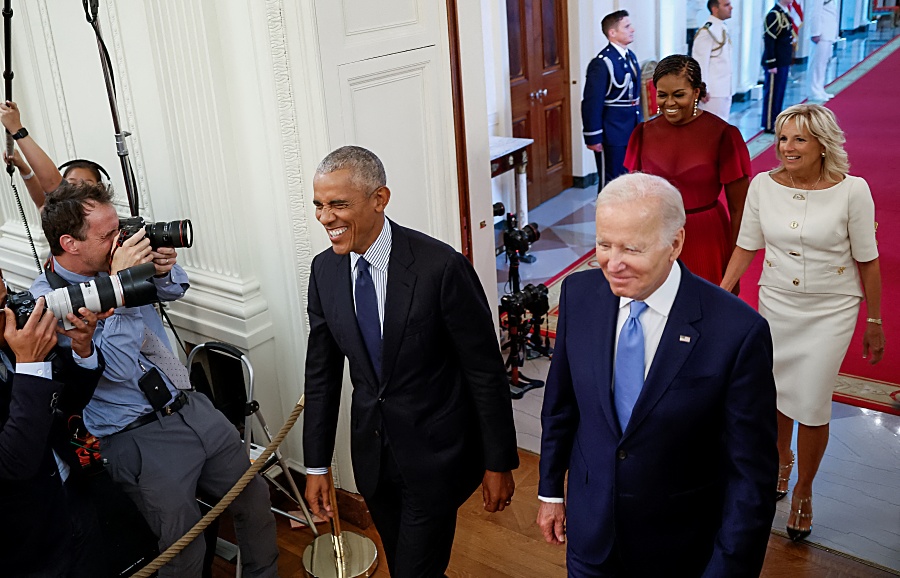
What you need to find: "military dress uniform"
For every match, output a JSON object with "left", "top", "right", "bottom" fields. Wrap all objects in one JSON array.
[
  {"left": 582, "top": 43, "right": 643, "bottom": 188},
  {"left": 808, "top": 0, "right": 840, "bottom": 100},
  {"left": 692, "top": 15, "right": 733, "bottom": 121},
  {"left": 761, "top": 3, "right": 794, "bottom": 132}
]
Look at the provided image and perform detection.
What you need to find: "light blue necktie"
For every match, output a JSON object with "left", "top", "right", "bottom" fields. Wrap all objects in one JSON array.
[{"left": 615, "top": 301, "right": 648, "bottom": 433}]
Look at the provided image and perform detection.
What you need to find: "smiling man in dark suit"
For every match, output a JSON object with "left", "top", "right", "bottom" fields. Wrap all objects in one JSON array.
[
  {"left": 536, "top": 172, "right": 778, "bottom": 577},
  {"left": 303, "top": 145, "right": 519, "bottom": 578}
]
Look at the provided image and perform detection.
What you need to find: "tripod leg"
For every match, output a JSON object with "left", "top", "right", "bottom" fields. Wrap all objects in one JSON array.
[{"left": 254, "top": 412, "right": 320, "bottom": 537}]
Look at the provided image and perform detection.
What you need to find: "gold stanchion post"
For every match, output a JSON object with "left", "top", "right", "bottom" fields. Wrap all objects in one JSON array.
[{"left": 302, "top": 470, "right": 378, "bottom": 577}]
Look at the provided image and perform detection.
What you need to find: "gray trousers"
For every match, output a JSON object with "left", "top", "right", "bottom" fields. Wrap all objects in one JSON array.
[{"left": 101, "top": 392, "right": 279, "bottom": 577}]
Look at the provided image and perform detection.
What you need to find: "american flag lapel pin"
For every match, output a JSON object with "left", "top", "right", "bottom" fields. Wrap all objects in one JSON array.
[{"left": 679, "top": 335, "right": 691, "bottom": 343}]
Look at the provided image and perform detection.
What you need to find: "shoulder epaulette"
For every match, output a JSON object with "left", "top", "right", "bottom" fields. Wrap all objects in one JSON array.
[{"left": 693, "top": 21, "right": 713, "bottom": 41}]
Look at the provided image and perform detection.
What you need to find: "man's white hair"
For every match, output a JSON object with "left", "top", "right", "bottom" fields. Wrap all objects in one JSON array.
[{"left": 596, "top": 173, "right": 686, "bottom": 247}]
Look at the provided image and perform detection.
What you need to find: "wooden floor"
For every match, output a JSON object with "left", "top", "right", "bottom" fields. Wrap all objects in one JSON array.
[{"left": 213, "top": 450, "right": 897, "bottom": 577}]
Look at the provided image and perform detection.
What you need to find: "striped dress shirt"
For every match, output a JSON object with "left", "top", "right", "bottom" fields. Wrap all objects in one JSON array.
[
  {"left": 306, "top": 219, "right": 392, "bottom": 476},
  {"left": 350, "top": 218, "right": 392, "bottom": 333}
]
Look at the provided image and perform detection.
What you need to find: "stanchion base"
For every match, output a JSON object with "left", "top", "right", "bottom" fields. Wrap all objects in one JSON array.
[{"left": 302, "top": 531, "right": 378, "bottom": 577}]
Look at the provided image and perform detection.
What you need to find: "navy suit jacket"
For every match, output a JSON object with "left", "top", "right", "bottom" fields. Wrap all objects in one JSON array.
[
  {"left": 0, "top": 346, "right": 104, "bottom": 575},
  {"left": 303, "top": 221, "right": 519, "bottom": 508},
  {"left": 582, "top": 44, "right": 643, "bottom": 147},
  {"left": 539, "top": 263, "right": 777, "bottom": 577}
]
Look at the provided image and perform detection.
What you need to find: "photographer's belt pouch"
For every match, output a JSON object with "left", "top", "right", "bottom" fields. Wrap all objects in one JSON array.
[{"left": 139, "top": 365, "right": 171, "bottom": 411}]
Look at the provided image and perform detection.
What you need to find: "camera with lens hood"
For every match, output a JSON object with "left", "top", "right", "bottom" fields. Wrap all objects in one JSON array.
[
  {"left": 6, "top": 263, "right": 159, "bottom": 330},
  {"left": 499, "top": 283, "right": 550, "bottom": 319},
  {"left": 502, "top": 213, "right": 540, "bottom": 256},
  {"left": 118, "top": 216, "right": 194, "bottom": 249}
]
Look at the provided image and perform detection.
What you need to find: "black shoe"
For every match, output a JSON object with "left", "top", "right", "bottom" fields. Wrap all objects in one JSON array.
[
  {"left": 786, "top": 495, "right": 813, "bottom": 542},
  {"left": 763, "top": 128, "right": 775, "bottom": 134}
]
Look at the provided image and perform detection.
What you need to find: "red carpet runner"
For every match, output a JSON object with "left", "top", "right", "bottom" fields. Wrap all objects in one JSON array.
[{"left": 744, "top": 38, "right": 900, "bottom": 399}]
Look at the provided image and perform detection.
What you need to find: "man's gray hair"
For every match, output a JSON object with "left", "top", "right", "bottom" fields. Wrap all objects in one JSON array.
[
  {"left": 597, "top": 173, "right": 686, "bottom": 246},
  {"left": 315, "top": 145, "right": 387, "bottom": 196}
]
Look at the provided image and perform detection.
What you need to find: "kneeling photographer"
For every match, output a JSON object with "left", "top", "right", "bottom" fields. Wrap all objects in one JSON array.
[
  {"left": 30, "top": 181, "right": 279, "bottom": 577},
  {"left": 0, "top": 274, "right": 110, "bottom": 577}
]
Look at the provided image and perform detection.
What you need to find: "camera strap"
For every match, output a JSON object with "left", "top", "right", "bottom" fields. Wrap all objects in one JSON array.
[
  {"left": 44, "top": 262, "right": 70, "bottom": 291},
  {"left": 157, "top": 302, "right": 188, "bottom": 357}
]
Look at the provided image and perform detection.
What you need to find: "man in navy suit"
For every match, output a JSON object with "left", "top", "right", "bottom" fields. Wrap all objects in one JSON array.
[
  {"left": 762, "top": 0, "right": 794, "bottom": 132},
  {"left": 303, "top": 146, "right": 519, "bottom": 577},
  {"left": 582, "top": 10, "right": 643, "bottom": 189},
  {"left": 536, "top": 173, "right": 777, "bottom": 577},
  {"left": 0, "top": 283, "right": 107, "bottom": 576}
]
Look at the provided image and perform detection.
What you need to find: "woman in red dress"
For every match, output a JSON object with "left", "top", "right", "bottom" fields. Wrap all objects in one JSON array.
[{"left": 624, "top": 55, "right": 750, "bottom": 286}]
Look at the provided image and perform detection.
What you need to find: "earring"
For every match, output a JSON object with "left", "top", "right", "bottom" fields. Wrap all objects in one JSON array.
[
  {"left": 693, "top": 99, "right": 699, "bottom": 116},
  {"left": 821, "top": 152, "right": 826, "bottom": 158},
  {"left": 656, "top": 105, "right": 661, "bottom": 115}
]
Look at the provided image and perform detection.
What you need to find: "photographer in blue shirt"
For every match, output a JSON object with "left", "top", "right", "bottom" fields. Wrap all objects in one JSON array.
[{"left": 31, "top": 181, "right": 279, "bottom": 578}]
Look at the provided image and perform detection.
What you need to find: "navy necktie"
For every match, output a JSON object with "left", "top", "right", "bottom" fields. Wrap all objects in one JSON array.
[
  {"left": 0, "top": 349, "right": 11, "bottom": 383},
  {"left": 614, "top": 300, "right": 648, "bottom": 433},
  {"left": 355, "top": 257, "right": 382, "bottom": 378}
]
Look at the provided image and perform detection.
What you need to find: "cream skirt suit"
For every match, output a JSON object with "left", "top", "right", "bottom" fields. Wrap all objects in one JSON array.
[{"left": 737, "top": 173, "right": 879, "bottom": 425}]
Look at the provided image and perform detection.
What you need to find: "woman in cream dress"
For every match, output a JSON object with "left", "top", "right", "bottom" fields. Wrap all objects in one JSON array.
[{"left": 721, "top": 104, "right": 885, "bottom": 542}]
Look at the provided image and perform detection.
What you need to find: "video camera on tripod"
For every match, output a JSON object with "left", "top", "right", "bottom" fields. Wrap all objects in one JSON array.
[
  {"left": 499, "top": 282, "right": 549, "bottom": 321},
  {"left": 494, "top": 203, "right": 552, "bottom": 399},
  {"left": 495, "top": 202, "right": 540, "bottom": 263}
]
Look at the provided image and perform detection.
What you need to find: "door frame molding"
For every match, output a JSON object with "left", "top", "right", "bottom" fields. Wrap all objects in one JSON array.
[{"left": 446, "top": 0, "right": 473, "bottom": 260}]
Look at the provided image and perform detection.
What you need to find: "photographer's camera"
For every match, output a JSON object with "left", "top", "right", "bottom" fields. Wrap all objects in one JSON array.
[
  {"left": 7, "top": 263, "right": 158, "bottom": 329},
  {"left": 119, "top": 216, "right": 193, "bottom": 249}
]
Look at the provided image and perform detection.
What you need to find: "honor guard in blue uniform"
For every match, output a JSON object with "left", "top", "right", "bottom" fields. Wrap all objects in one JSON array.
[
  {"left": 582, "top": 10, "right": 642, "bottom": 189},
  {"left": 762, "top": 0, "right": 795, "bottom": 133}
]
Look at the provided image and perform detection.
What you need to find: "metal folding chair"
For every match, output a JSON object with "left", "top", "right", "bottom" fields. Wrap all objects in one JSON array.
[{"left": 186, "top": 342, "right": 318, "bottom": 576}]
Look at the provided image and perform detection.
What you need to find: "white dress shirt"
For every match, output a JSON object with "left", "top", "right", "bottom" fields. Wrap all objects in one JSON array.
[{"left": 539, "top": 264, "right": 682, "bottom": 503}]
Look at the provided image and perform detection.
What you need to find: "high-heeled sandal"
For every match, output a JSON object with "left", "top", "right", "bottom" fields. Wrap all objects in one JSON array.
[
  {"left": 786, "top": 495, "right": 813, "bottom": 542},
  {"left": 776, "top": 451, "right": 794, "bottom": 501}
]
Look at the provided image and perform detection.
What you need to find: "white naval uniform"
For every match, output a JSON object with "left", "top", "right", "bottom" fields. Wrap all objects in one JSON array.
[
  {"left": 808, "top": 0, "right": 840, "bottom": 100},
  {"left": 692, "top": 16, "right": 733, "bottom": 121}
]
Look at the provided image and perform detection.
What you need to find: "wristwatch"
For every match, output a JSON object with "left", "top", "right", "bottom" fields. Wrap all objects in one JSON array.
[{"left": 10, "top": 127, "right": 28, "bottom": 140}]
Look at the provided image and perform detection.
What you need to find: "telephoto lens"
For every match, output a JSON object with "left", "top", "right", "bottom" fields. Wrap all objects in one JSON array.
[
  {"left": 44, "top": 263, "right": 159, "bottom": 329},
  {"left": 119, "top": 217, "right": 194, "bottom": 249},
  {"left": 146, "top": 219, "right": 193, "bottom": 248}
]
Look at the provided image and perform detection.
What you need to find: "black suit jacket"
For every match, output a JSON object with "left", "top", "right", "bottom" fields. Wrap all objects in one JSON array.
[
  {"left": 0, "top": 346, "right": 105, "bottom": 575},
  {"left": 303, "top": 221, "right": 519, "bottom": 507},
  {"left": 540, "top": 264, "right": 778, "bottom": 576}
]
